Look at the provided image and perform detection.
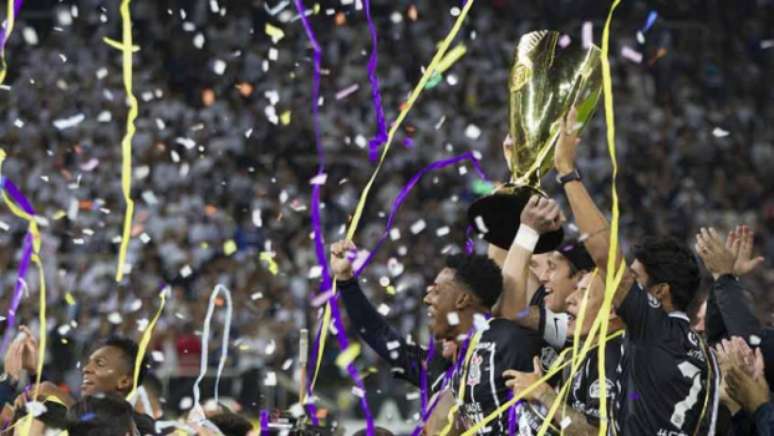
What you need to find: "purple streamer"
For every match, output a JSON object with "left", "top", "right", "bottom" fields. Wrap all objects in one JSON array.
[
  {"left": 420, "top": 338, "right": 435, "bottom": 416},
  {"left": 0, "top": 178, "right": 37, "bottom": 356},
  {"left": 354, "top": 151, "right": 488, "bottom": 276},
  {"left": 506, "top": 392, "right": 519, "bottom": 435},
  {"left": 259, "top": 410, "right": 269, "bottom": 436},
  {"left": 0, "top": 0, "right": 24, "bottom": 53},
  {"left": 410, "top": 329, "right": 476, "bottom": 436},
  {"left": 464, "top": 225, "right": 475, "bottom": 255},
  {"left": 294, "top": 1, "right": 375, "bottom": 434},
  {"left": 362, "top": 0, "right": 388, "bottom": 162}
]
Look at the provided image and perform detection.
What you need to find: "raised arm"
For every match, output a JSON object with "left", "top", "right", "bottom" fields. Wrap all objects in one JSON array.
[
  {"left": 331, "top": 240, "right": 427, "bottom": 387},
  {"left": 554, "top": 108, "right": 632, "bottom": 308},
  {"left": 497, "top": 196, "right": 562, "bottom": 320},
  {"left": 695, "top": 226, "right": 764, "bottom": 344}
]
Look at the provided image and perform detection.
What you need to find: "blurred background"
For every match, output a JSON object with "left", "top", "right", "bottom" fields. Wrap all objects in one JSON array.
[{"left": 0, "top": 0, "right": 772, "bottom": 433}]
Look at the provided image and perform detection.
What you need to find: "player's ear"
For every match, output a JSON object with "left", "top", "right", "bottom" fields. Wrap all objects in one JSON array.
[{"left": 652, "top": 283, "right": 671, "bottom": 303}]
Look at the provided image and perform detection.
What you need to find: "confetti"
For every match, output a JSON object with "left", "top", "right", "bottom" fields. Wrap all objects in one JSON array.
[
  {"left": 410, "top": 219, "right": 426, "bottom": 234},
  {"left": 474, "top": 215, "right": 489, "bottom": 234},
  {"left": 336, "top": 343, "right": 361, "bottom": 369},
  {"left": 559, "top": 34, "right": 572, "bottom": 48},
  {"left": 712, "top": 127, "right": 730, "bottom": 138},
  {"left": 53, "top": 113, "right": 86, "bottom": 130},
  {"left": 761, "top": 40, "right": 774, "bottom": 49},
  {"left": 336, "top": 84, "right": 359, "bottom": 100},
  {"left": 223, "top": 240, "right": 237, "bottom": 256},
  {"left": 377, "top": 304, "right": 391, "bottom": 316},
  {"left": 582, "top": 21, "right": 593, "bottom": 49},
  {"left": 620, "top": 46, "right": 643, "bottom": 63},
  {"left": 265, "top": 23, "right": 285, "bottom": 43},
  {"left": 447, "top": 312, "right": 460, "bottom": 326}
]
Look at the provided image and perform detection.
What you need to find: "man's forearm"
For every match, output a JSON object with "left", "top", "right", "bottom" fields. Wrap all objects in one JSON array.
[
  {"left": 498, "top": 233, "right": 534, "bottom": 319},
  {"left": 563, "top": 180, "right": 632, "bottom": 308},
  {"left": 535, "top": 387, "right": 599, "bottom": 436}
]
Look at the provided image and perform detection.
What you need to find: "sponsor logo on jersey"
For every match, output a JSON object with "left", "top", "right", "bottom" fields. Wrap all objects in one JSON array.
[
  {"left": 647, "top": 291, "right": 662, "bottom": 308},
  {"left": 589, "top": 378, "right": 616, "bottom": 399},
  {"left": 467, "top": 354, "right": 483, "bottom": 386}
]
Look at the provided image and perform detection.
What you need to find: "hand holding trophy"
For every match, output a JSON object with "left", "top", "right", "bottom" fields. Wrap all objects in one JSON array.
[{"left": 468, "top": 31, "right": 602, "bottom": 252}]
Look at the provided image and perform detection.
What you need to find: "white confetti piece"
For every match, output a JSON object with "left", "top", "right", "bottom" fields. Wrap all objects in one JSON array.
[
  {"left": 22, "top": 27, "right": 38, "bottom": 45},
  {"left": 175, "top": 137, "right": 196, "bottom": 149},
  {"left": 180, "top": 265, "right": 193, "bottom": 278},
  {"left": 282, "top": 359, "right": 293, "bottom": 371},
  {"left": 137, "top": 319, "right": 149, "bottom": 332},
  {"left": 379, "top": 276, "right": 391, "bottom": 287},
  {"left": 582, "top": 21, "right": 593, "bottom": 49},
  {"left": 265, "top": 340, "right": 276, "bottom": 355},
  {"left": 636, "top": 31, "right": 645, "bottom": 45},
  {"left": 252, "top": 209, "right": 263, "bottom": 227},
  {"left": 474, "top": 216, "right": 489, "bottom": 234},
  {"left": 712, "top": 127, "right": 729, "bottom": 138},
  {"left": 436, "top": 226, "right": 450, "bottom": 237},
  {"left": 447, "top": 312, "right": 460, "bottom": 326},
  {"left": 387, "top": 258, "right": 404, "bottom": 277},
  {"left": 336, "top": 84, "right": 359, "bottom": 100},
  {"left": 108, "top": 312, "right": 123, "bottom": 324},
  {"left": 179, "top": 397, "right": 193, "bottom": 410},
  {"left": 377, "top": 304, "right": 391, "bottom": 316},
  {"left": 621, "top": 46, "right": 643, "bottom": 63},
  {"left": 288, "top": 403, "right": 305, "bottom": 418},
  {"left": 251, "top": 292, "right": 263, "bottom": 300},
  {"left": 57, "top": 324, "right": 71, "bottom": 335},
  {"left": 268, "top": 47, "right": 279, "bottom": 61},
  {"left": 53, "top": 113, "right": 85, "bottom": 130},
  {"left": 130, "top": 299, "right": 143, "bottom": 312},
  {"left": 750, "top": 335, "right": 761, "bottom": 346},
  {"left": 387, "top": 341, "right": 401, "bottom": 351},
  {"left": 97, "top": 110, "right": 112, "bottom": 122},
  {"left": 560, "top": 417, "right": 572, "bottom": 429},
  {"left": 308, "top": 265, "right": 322, "bottom": 279},
  {"left": 213, "top": 59, "right": 227, "bottom": 75},
  {"left": 559, "top": 34, "right": 571, "bottom": 48},
  {"left": 406, "top": 392, "right": 420, "bottom": 400},
  {"left": 13, "top": 119, "right": 23, "bottom": 128},
  {"left": 264, "top": 371, "right": 277, "bottom": 386},
  {"left": 309, "top": 173, "right": 328, "bottom": 185},
  {"left": 761, "top": 40, "right": 774, "bottom": 49},
  {"left": 410, "top": 219, "right": 426, "bottom": 234},
  {"left": 389, "top": 228, "right": 401, "bottom": 240},
  {"left": 352, "top": 386, "right": 365, "bottom": 398},
  {"left": 464, "top": 124, "right": 481, "bottom": 140},
  {"left": 151, "top": 351, "right": 165, "bottom": 362}
]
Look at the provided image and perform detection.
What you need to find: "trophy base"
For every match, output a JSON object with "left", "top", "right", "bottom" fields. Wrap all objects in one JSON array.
[{"left": 467, "top": 185, "right": 564, "bottom": 253}]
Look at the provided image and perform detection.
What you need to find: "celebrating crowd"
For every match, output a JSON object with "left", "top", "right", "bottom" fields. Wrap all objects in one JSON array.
[{"left": 0, "top": 0, "right": 772, "bottom": 434}]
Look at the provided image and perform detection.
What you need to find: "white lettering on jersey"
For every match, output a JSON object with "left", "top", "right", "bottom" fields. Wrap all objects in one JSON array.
[{"left": 670, "top": 361, "right": 702, "bottom": 429}]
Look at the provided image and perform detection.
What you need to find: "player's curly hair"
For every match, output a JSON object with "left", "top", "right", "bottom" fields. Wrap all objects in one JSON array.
[
  {"left": 445, "top": 253, "right": 503, "bottom": 309},
  {"left": 633, "top": 236, "right": 701, "bottom": 311}
]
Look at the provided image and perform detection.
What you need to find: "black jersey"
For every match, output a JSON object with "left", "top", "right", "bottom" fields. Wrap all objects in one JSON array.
[
  {"left": 452, "top": 318, "right": 543, "bottom": 435},
  {"left": 567, "top": 333, "right": 624, "bottom": 427},
  {"left": 613, "top": 282, "right": 720, "bottom": 436}
]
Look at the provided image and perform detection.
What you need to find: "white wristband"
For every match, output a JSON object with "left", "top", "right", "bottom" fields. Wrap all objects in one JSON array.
[{"left": 513, "top": 224, "right": 539, "bottom": 252}]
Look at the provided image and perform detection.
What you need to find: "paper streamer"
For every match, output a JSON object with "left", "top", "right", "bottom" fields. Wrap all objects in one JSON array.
[
  {"left": 114, "top": 0, "right": 139, "bottom": 282},
  {"left": 259, "top": 410, "right": 269, "bottom": 436},
  {"left": 0, "top": 151, "right": 47, "bottom": 436},
  {"left": 362, "top": 0, "right": 388, "bottom": 161},
  {"left": 309, "top": 0, "right": 477, "bottom": 395},
  {"left": 0, "top": 0, "right": 24, "bottom": 85},
  {"left": 595, "top": 1, "right": 626, "bottom": 433},
  {"left": 410, "top": 331, "right": 476, "bottom": 436},
  {"left": 192, "top": 284, "right": 233, "bottom": 408},
  {"left": 354, "top": 151, "right": 487, "bottom": 276},
  {"left": 128, "top": 285, "right": 168, "bottom": 396},
  {"left": 293, "top": 2, "right": 375, "bottom": 432}
]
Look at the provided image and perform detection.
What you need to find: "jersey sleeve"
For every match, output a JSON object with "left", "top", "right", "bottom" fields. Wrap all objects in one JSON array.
[
  {"left": 339, "top": 278, "right": 426, "bottom": 387},
  {"left": 712, "top": 275, "right": 762, "bottom": 342},
  {"left": 616, "top": 281, "right": 667, "bottom": 341}
]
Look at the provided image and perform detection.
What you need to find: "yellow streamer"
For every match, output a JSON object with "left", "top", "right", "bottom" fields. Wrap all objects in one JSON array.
[
  {"left": 128, "top": 288, "right": 167, "bottom": 397},
  {"left": 595, "top": 1, "right": 624, "bottom": 433},
  {"left": 310, "top": 0, "right": 477, "bottom": 393},
  {"left": 103, "top": 37, "right": 140, "bottom": 52},
  {"left": 439, "top": 330, "right": 482, "bottom": 436},
  {"left": 436, "top": 44, "right": 467, "bottom": 75},
  {"left": 115, "top": 0, "right": 138, "bottom": 282},
  {"left": 0, "top": 0, "right": 18, "bottom": 85}
]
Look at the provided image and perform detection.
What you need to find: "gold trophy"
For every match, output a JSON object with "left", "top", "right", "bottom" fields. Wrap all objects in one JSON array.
[{"left": 468, "top": 30, "right": 603, "bottom": 252}]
